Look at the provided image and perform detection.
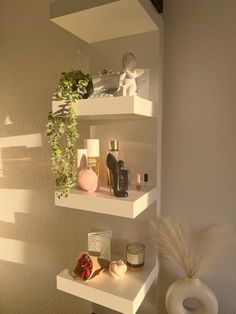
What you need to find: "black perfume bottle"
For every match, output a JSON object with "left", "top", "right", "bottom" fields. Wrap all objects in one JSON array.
[
  {"left": 118, "top": 160, "right": 131, "bottom": 191},
  {"left": 106, "top": 153, "right": 128, "bottom": 197}
]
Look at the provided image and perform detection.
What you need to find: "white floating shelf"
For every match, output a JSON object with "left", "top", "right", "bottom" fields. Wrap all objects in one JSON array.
[
  {"left": 52, "top": 96, "right": 157, "bottom": 120},
  {"left": 57, "top": 262, "right": 158, "bottom": 314},
  {"left": 55, "top": 186, "right": 158, "bottom": 219},
  {"left": 50, "top": 0, "right": 162, "bottom": 43}
]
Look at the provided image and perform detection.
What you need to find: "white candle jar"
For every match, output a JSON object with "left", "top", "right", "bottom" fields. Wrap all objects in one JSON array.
[{"left": 126, "top": 242, "right": 145, "bottom": 271}]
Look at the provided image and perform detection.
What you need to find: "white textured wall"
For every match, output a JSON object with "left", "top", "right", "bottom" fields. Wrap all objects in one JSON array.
[
  {"left": 0, "top": 0, "right": 92, "bottom": 313},
  {"left": 162, "top": 0, "right": 236, "bottom": 313}
]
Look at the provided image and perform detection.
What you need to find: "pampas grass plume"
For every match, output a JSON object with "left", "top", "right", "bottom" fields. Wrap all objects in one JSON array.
[{"left": 151, "top": 216, "right": 232, "bottom": 278}]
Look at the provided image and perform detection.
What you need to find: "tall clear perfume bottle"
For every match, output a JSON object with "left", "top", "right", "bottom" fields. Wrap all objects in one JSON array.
[
  {"left": 107, "top": 140, "right": 120, "bottom": 188},
  {"left": 106, "top": 153, "right": 128, "bottom": 198},
  {"left": 107, "top": 140, "right": 131, "bottom": 193},
  {"left": 85, "top": 139, "right": 100, "bottom": 176}
]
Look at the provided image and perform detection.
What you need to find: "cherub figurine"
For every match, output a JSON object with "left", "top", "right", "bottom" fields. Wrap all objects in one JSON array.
[{"left": 117, "top": 52, "right": 144, "bottom": 96}]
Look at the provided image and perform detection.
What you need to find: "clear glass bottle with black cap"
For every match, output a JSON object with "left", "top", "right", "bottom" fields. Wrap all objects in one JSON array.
[
  {"left": 107, "top": 140, "right": 131, "bottom": 192},
  {"left": 144, "top": 173, "right": 149, "bottom": 190},
  {"left": 107, "top": 140, "right": 120, "bottom": 189}
]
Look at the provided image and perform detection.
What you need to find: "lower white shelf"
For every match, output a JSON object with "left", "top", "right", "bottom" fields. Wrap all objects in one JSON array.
[
  {"left": 57, "top": 262, "right": 159, "bottom": 314},
  {"left": 55, "top": 186, "right": 158, "bottom": 218}
]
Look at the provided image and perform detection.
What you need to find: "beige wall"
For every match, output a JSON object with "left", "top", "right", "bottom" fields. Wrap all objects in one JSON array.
[
  {"left": 0, "top": 1, "right": 160, "bottom": 314},
  {"left": 1, "top": 0, "right": 236, "bottom": 313},
  {"left": 0, "top": 0, "right": 92, "bottom": 313},
  {"left": 162, "top": 0, "right": 236, "bottom": 313}
]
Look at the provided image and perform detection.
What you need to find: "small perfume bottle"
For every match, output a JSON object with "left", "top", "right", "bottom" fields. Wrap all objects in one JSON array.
[
  {"left": 136, "top": 174, "right": 142, "bottom": 191},
  {"left": 144, "top": 173, "right": 149, "bottom": 189},
  {"left": 85, "top": 139, "right": 100, "bottom": 176}
]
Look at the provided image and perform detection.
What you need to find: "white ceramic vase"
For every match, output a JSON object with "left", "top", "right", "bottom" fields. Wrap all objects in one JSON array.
[{"left": 166, "top": 277, "right": 218, "bottom": 314}]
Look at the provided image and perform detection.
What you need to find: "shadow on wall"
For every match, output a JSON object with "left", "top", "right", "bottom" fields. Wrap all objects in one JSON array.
[{"left": 0, "top": 0, "right": 91, "bottom": 313}]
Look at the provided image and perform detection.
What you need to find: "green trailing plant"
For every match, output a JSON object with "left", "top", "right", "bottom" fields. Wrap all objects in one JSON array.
[
  {"left": 46, "top": 70, "right": 92, "bottom": 198},
  {"left": 53, "top": 70, "right": 92, "bottom": 102}
]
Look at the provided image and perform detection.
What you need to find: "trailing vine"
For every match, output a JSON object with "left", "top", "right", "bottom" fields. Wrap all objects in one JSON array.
[{"left": 46, "top": 70, "right": 92, "bottom": 198}]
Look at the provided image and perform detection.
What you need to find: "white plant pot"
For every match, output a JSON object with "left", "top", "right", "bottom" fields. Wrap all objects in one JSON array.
[{"left": 166, "top": 277, "right": 218, "bottom": 314}]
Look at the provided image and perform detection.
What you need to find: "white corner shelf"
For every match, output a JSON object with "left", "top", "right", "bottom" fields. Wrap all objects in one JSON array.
[
  {"left": 55, "top": 186, "right": 158, "bottom": 219},
  {"left": 50, "top": 0, "right": 162, "bottom": 43},
  {"left": 57, "top": 262, "right": 158, "bottom": 314},
  {"left": 52, "top": 96, "right": 157, "bottom": 120}
]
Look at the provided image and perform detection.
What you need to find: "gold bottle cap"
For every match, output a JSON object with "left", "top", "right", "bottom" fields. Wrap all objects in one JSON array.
[{"left": 109, "top": 140, "right": 119, "bottom": 151}]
